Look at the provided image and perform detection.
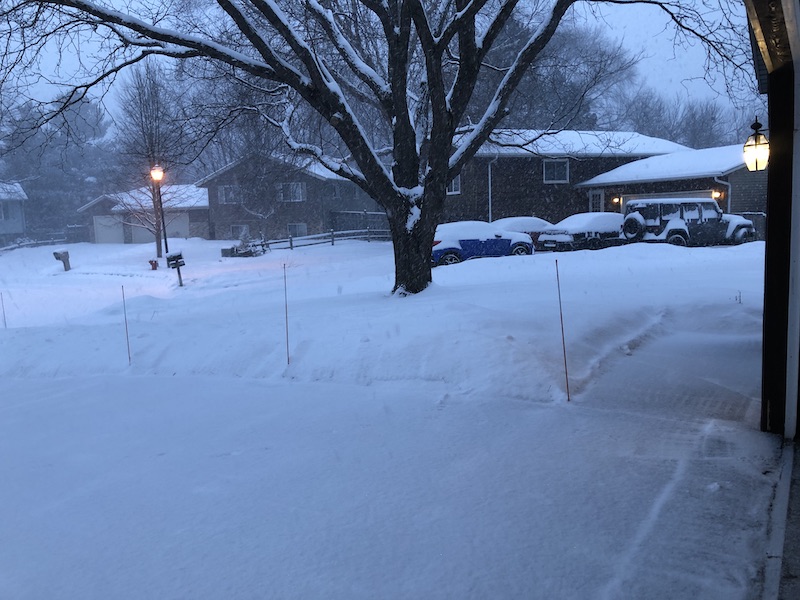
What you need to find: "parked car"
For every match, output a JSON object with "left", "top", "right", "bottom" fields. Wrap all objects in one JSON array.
[
  {"left": 492, "top": 216, "right": 554, "bottom": 249},
  {"left": 537, "top": 212, "right": 624, "bottom": 251},
  {"left": 431, "top": 220, "right": 533, "bottom": 266},
  {"left": 622, "top": 198, "right": 756, "bottom": 246}
]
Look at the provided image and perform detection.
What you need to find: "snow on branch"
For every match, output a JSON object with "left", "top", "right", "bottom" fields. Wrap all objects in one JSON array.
[{"left": 306, "top": 0, "right": 391, "bottom": 99}]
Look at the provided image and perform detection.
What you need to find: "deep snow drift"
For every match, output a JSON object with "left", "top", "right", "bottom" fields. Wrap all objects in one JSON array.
[{"left": 0, "top": 239, "right": 781, "bottom": 599}]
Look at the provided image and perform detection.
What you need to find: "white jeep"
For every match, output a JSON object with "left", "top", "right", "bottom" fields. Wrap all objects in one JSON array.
[{"left": 622, "top": 198, "right": 756, "bottom": 246}]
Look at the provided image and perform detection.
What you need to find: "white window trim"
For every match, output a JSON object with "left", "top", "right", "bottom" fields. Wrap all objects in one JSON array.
[
  {"left": 446, "top": 174, "right": 461, "bottom": 195},
  {"left": 543, "top": 159, "right": 569, "bottom": 184},
  {"left": 218, "top": 185, "right": 241, "bottom": 204},
  {"left": 276, "top": 182, "right": 307, "bottom": 203},
  {"left": 287, "top": 222, "right": 308, "bottom": 238}
]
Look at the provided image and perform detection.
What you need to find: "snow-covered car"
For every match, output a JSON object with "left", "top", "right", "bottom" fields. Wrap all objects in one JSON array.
[
  {"left": 622, "top": 198, "right": 756, "bottom": 246},
  {"left": 537, "top": 212, "right": 624, "bottom": 251},
  {"left": 492, "top": 216, "right": 554, "bottom": 250},
  {"left": 431, "top": 220, "right": 533, "bottom": 266}
]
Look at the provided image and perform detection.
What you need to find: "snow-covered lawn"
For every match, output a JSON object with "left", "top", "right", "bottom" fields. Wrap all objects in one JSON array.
[{"left": 0, "top": 239, "right": 780, "bottom": 599}]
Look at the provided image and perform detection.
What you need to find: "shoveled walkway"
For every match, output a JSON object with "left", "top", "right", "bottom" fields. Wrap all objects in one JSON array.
[{"left": 573, "top": 307, "right": 782, "bottom": 599}]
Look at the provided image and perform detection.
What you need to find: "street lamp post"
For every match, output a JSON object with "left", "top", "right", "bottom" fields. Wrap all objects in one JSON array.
[{"left": 150, "top": 164, "right": 169, "bottom": 254}]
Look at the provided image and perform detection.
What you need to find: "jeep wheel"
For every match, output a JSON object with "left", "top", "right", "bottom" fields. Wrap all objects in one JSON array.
[
  {"left": 587, "top": 237, "right": 603, "bottom": 250},
  {"left": 622, "top": 216, "right": 644, "bottom": 241},
  {"left": 734, "top": 228, "right": 754, "bottom": 244},
  {"left": 667, "top": 233, "right": 688, "bottom": 246},
  {"left": 511, "top": 243, "right": 531, "bottom": 256}
]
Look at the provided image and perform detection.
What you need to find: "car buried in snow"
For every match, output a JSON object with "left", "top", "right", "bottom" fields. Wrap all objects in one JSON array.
[
  {"left": 431, "top": 220, "right": 533, "bottom": 266},
  {"left": 492, "top": 216, "right": 555, "bottom": 250},
  {"left": 537, "top": 212, "right": 624, "bottom": 251},
  {"left": 621, "top": 198, "right": 757, "bottom": 246}
]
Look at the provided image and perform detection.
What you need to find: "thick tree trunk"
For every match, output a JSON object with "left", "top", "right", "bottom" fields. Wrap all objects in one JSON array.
[
  {"left": 387, "top": 194, "right": 442, "bottom": 295},
  {"left": 390, "top": 223, "right": 433, "bottom": 294}
]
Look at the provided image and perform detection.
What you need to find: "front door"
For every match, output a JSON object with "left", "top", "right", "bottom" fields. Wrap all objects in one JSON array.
[{"left": 589, "top": 189, "right": 604, "bottom": 212}]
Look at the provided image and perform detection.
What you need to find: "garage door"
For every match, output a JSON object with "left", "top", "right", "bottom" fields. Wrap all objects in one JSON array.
[{"left": 93, "top": 216, "right": 123, "bottom": 244}]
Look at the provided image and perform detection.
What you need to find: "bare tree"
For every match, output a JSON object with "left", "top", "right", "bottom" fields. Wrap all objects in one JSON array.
[
  {"left": 0, "top": 98, "right": 111, "bottom": 234},
  {"left": 0, "top": 0, "right": 751, "bottom": 293},
  {"left": 601, "top": 85, "right": 748, "bottom": 148},
  {"left": 114, "top": 59, "right": 195, "bottom": 257}
]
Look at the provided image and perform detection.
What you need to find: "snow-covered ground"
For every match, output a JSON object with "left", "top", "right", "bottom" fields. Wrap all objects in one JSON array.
[{"left": 0, "top": 239, "right": 781, "bottom": 599}]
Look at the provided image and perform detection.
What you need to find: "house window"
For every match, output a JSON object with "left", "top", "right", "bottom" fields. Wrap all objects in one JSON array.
[
  {"left": 446, "top": 175, "right": 461, "bottom": 195},
  {"left": 276, "top": 182, "right": 306, "bottom": 202},
  {"left": 218, "top": 185, "right": 241, "bottom": 204},
  {"left": 230, "top": 224, "right": 250, "bottom": 240},
  {"left": 543, "top": 159, "right": 569, "bottom": 184},
  {"left": 288, "top": 222, "right": 308, "bottom": 238}
]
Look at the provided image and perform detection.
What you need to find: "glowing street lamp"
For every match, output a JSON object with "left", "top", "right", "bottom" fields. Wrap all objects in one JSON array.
[
  {"left": 150, "top": 164, "right": 169, "bottom": 254},
  {"left": 743, "top": 118, "right": 769, "bottom": 172}
]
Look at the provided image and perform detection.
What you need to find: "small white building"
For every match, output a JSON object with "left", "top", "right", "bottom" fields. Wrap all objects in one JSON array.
[
  {"left": 78, "top": 185, "right": 209, "bottom": 244},
  {"left": 0, "top": 182, "right": 28, "bottom": 246}
]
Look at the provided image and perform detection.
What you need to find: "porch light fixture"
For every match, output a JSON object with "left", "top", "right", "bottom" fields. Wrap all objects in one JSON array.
[
  {"left": 743, "top": 118, "right": 769, "bottom": 172},
  {"left": 711, "top": 190, "right": 722, "bottom": 200},
  {"left": 612, "top": 197, "right": 620, "bottom": 204},
  {"left": 150, "top": 164, "right": 169, "bottom": 253}
]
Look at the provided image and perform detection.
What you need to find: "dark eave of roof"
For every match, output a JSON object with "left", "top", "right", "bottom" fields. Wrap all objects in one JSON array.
[{"left": 746, "top": 0, "right": 793, "bottom": 78}]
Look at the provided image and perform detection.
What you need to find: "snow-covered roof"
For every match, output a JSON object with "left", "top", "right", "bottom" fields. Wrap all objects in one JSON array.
[
  {"left": 195, "top": 155, "right": 344, "bottom": 187},
  {"left": 0, "top": 182, "right": 28, "bottom": 202},
  {"left": 78, "top": 185, "right": 208, "bottom": 213},
  {"left": 577, "top": 144, "right": 746, "bottom": 187},
  {"left": 473, "top": 130, "right": 689, "bottom": 158}
]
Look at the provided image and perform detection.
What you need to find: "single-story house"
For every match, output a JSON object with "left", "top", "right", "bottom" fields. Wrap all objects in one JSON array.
[
  {"left": 576, "top": 144, "right": 767, "bottom": 235},
  {"left": 0, "top": 182, "right": 28, "bottom": 246},
  {"left": 194, "top": 155, "right": 385, "bottom": 241},
  {"left": 78, "top": 185, "right": 209, "bottom": 244},
  {"left": 443, "top": 130, "right": 690, "bottom": 225}
]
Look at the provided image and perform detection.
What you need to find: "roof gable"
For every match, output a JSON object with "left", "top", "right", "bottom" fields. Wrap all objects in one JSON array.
[
  {"left": 79, "top": 185, "right": 208, "bottom": 213},
  {"left": 195, "top": 155, "right": 345, "bottom": 187},
  {"left": 0, "top": 182, "right": 28, "bottom": 202}
]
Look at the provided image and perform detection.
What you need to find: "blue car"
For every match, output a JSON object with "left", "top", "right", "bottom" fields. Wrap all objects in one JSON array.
[{"left": 431, "top": 221, "right": 533, "bottom": 266}]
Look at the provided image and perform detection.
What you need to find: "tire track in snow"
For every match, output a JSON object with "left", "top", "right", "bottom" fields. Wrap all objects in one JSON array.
[{"left": 598, "top": 420, "right": 715, "bottom": 599}]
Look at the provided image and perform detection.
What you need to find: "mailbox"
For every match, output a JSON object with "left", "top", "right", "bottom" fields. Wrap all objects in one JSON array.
[
  {"left": 166, "top": 253, "right": 185, "bottom": 269},
  {"left": 53, "top": 251, "right": 71, "bottom": 271}
]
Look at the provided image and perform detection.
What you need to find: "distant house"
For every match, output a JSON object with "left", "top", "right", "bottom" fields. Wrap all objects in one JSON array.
[
  {"left": 444, "top": 130, "right": 689, "bottom": 225},
  {"left": 576, "top": 144, "right": 767, "bottom": 234},
  {"left": 195, "top": 155, "right": 385, "bottom": 241},
  {"left": 78, "top": 185, "right": 209, "bottom": 244},
  {"left": 0, "top": 182, "right": 28, "bottom": 246}
]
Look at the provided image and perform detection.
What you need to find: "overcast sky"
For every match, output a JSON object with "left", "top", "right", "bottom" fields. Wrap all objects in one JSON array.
[
  {"left": 585, "top": 2, "right": 762, "bottom": 113},
  {"left": 29, "top": 0, "right": 763, "bottom": 125}
]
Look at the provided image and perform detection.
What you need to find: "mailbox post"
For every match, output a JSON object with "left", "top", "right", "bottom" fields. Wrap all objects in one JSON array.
[{"left": 166, "top": 252, "right": 185, "bottom": 287}]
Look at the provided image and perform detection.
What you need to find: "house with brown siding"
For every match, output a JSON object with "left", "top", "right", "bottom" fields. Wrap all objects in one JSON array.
[
  {"left": 444, "top": 130, "right": 689, "bottom": 225},
  {"left": 195, "top": 156, "right": 384, "bottom": 241},
  {"left": 576, "top": 144, "right": 767, "bottom": 235}
]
